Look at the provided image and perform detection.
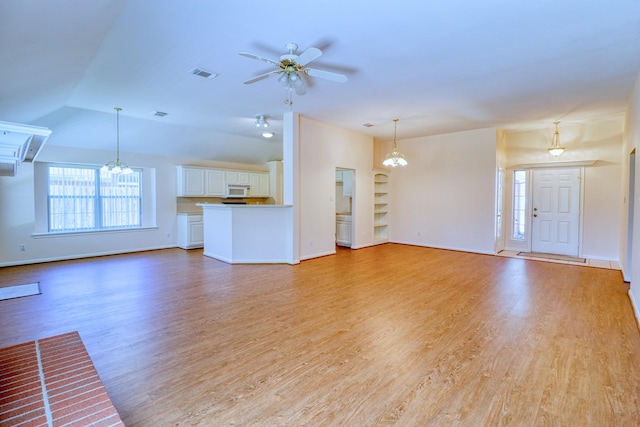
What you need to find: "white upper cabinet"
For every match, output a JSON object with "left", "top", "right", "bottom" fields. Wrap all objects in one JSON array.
[
  {"left": 178, "top": 166, "right": 269, "bottom": 198},
  {"left": 177, "top": 166, "right": 206, "bottom": 196},
  {"left": 342, "top": 170, "right": 353, "bottom": 197},
  {"left": 205, "top": 169, "right": 225, "bottom": 197}
]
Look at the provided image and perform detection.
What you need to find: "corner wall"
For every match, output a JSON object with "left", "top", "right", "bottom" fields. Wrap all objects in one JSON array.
[
  {"left": 625, "top": 70, "right": 640, "bottom": 324},
  {"left": 387, "top": 127, "right": 498, "bottom": 254},
  {"left": 298, "top": 116, "right": 375, "bottom": 260}
]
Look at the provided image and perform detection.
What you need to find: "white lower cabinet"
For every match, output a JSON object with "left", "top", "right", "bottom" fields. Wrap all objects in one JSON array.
[
  {"left": 177, "top": 214, "right": 204, "bottom": 249},
  {"left": 336, "top": 215, "right": 352, "bottom": 247}
]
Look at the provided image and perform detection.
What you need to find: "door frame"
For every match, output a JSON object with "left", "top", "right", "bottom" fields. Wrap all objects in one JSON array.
[{"left": 527, "top": 166, "right": 585, "bottom": 256}]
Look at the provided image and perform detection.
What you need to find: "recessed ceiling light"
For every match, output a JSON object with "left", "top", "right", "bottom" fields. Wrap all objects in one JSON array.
[
  {"left": 190, "top": 67, "right": 218, "bottom": 79},
  {"left": 363, "top": 123, "right": 374, "bottom": 127},
  {"left": 262, "top": 132, "right": 274, "bottom": 138}
]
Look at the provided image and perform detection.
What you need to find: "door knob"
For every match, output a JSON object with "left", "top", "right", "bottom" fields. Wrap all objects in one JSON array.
[{"left": 533, "top": 214, "right": 538, "bottom": 217}]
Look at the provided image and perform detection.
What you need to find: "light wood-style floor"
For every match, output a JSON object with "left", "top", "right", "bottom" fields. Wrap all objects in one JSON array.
[{"left": 1, "top": 244, "right": 639, "bottom": 426}]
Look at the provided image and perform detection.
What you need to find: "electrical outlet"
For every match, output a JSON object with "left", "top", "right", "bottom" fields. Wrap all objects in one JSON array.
[
  {"left": 19, "top": 244, "right": 26, "bottom": 252},
  {"left": 417, "top": 232, "right": 421, "bottom": 237},
  {"left": 310, "top": 240, "right": 314, "bottom": 247},
  {"left": 166, "top": 232, "right": 171, "bottom": 238}
]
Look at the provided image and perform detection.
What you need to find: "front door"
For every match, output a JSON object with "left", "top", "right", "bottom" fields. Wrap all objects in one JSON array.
[{"left": 531, "top": 168, "right": 581, "bottom": 257}]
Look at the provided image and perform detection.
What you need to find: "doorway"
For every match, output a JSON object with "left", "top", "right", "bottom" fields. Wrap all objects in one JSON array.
[
  {"left": 335, "top": 168, "right": 354, "bottom": 247},
  {"left": 626, "top": 150, "right": 635, "bottom": 281},
  {"left": 531, "top": 168, "right": 581, "bottom": 257}
]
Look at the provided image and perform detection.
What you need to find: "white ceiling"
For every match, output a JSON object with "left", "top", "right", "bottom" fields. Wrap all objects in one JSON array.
[{"left": 1, "top": 0, "right": 639, "bottom": 164}]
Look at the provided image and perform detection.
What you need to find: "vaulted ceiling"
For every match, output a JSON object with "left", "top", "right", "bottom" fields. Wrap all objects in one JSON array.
[{"left": 1, "top": 1, "right": 639, "bottom": 165}]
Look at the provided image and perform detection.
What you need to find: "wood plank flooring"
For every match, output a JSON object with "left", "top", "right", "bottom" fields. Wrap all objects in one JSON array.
[{"left": 1, "top": 244, "right": 639, "bottom": 426}]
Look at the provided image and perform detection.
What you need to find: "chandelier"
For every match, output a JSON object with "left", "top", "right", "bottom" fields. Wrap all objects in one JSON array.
[
  {"left": 382, "top": 119, "right": 408, "bottom": 167},
  {"left": 101, "top": 107, "right": 132, "bottom": 174},
  {"left": 548, "top": 121, "right": 565, "bottom": 156}
]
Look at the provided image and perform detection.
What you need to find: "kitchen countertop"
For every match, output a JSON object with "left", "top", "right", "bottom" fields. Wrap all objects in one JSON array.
[{"left": 197, "top": 203, "right": 292, "bottom": 208}]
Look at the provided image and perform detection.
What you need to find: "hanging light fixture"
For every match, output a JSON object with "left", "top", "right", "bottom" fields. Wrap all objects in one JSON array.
[
  {"left": 101, "top": 108, "right": 132, "bottom": 175},
  {"left": 382, "top": 119, "right": 408, "bottom": 167},
  {"left": 548, "top": 121, "right": 565, "bottom": 156},
  {"left": 255, "top": 114, "right": 269, "bottom": 128}
]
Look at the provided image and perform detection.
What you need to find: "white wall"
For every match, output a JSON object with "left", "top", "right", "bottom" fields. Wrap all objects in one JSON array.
[
  {"left": 386, "top": 127, "right": 498, "bottom": 254},
  {"left": 625, "top": 70, "right": 640, "bottom": 323},
  {"left": 0, "top": 144, "right": 271, "bottom": 266},
  {"left": 503, "top": 118, "right": 623, "bottom": 261},
  {"left": 298, "top": 116, "right": 374, "bottom": 259}
]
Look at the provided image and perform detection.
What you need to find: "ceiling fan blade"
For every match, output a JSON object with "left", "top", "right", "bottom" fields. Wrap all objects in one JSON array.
[
  {"left": 306, "top": 68, "right": 348, "bottom": 83},
  {"left": 296, "top": 47, "right": 322, "bottom": 66},
  {"left": 239, "top": 52, "right": 281, "bottom": 67},
  {"left": 244, "top": 70, "right": 281, "bottom": 84}
]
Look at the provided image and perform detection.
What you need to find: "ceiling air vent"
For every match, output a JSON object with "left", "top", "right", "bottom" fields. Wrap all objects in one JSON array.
[
  {"left": 190, "top": 68, "right": 218, "bottom": 79},
  {"left": 153, "top": 111, "right": 168, "bottom": 117}
]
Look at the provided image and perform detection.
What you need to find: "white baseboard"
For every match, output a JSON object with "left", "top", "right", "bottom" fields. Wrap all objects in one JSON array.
[
  {"left": 300, "top": 250, "right": 335, "bottom": 261},
  {"left": 202, "top": 251, "right": 299, "bottom": 265},
  {"left": 389, "top": 240, "right": 495, "bottom": 256},
  {"left": 0, "top": 245, "right": 177, "bottom": 268}
]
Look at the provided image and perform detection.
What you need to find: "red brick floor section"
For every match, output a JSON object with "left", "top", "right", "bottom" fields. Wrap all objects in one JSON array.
[{"left": 0, "top": 332, "right": 124, "bottom": 427}]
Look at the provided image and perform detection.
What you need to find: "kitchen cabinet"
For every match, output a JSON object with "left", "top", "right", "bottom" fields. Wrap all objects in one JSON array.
[
  {"left": 226, "top": 171, "right": 250, "bottom": 185},
  {"left": 177, "top": 214, "right": 204, "bottom": 249},
  {"left": 373, "top": 171, "right": 389, "bottom": 243},
  {"left": 205, "top": 169, "right": 225, "bottom": 196},
  {"left": 178, "top": 166, "right": 270, "bottom": 198},
  {"left": 177, "top": 166, "right": 205, "bottom": 196},
  {"left": 336, "top": 214, "right": 352, "bottom": 247},
  {"left": 342, "top": 170, "right": 353, "bottom": 197},
  {"left": 249, "top": 172, "right": 270, "bottom": 197},
  {"left": 177, "top": 166, "right": 226, "bottom": 197}
]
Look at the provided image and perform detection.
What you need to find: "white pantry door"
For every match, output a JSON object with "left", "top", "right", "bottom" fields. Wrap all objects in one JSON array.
[{"left": 531, "top": 168, "right": 581, "bottom": 257}]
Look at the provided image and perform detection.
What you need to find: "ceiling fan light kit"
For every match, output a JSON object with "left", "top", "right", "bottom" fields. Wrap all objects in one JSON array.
[
  {"left": 382, "top": 119, "right": 408, "bottom": 167},
  {"left": 255, "top": 114, "right": 269, "bottom": 128},
  {"left": 239, "top": 42, "right": 347, "bottom": 106}
]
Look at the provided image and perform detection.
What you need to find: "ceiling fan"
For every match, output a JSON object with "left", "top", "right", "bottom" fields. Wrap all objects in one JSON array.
[{"left": 239, "top": 42, "right": 348, "bottom": 105}]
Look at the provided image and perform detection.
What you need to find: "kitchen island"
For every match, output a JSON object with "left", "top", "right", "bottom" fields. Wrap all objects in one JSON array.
[{"left": 197, "top": 203, "right": 296, "bottom": 264}]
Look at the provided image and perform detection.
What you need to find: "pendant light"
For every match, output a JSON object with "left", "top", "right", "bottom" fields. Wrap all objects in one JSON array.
[
  {"left": 101, "top": 107, "right": 132, "bottom": 174},
  {"left": 548, "top": 121, "right": 565, "bottom": 156},
  {"left": 382, "top": 119, "right": 408, "bottom": 167}
]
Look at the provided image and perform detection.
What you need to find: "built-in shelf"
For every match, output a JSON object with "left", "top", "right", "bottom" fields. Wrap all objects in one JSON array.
[{"left": 373, "top": 171, "right": 390, "bottom": 244}]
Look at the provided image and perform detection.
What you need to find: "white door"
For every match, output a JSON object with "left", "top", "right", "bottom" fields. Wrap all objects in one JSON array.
[{"left": 531, "top": 168, "right": 581, "bottom": 256}]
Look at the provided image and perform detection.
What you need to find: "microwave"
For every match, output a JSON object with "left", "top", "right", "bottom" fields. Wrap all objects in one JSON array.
[{"left": 225, "top": 184, "right": 250, "bottom": 198}]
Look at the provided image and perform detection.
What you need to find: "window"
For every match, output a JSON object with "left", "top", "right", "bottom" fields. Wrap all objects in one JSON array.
[
  {"left": 512, "top": 170, "right": 526, "bottom": 240},
  {"left": 48, "top": 165, "right": 142, "bottom": 232}
]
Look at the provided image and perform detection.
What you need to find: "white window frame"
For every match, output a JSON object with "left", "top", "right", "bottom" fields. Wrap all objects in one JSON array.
[{"left": 33, "top": 162, "right": 157, "bottom": 236}]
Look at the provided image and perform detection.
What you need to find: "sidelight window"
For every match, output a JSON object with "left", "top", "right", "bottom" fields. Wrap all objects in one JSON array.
[{"left": 512, "top": 170, "right": 526, "bottom": 240}]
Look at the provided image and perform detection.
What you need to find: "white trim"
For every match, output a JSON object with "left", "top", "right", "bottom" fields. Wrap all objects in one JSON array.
[
  {"left": 390, "top": 240, "right": 495, "bottom": 255},
  {"left": 300, "top": 250, "right": 336, "bottom": 261},
  {"left": 629, "top": 289, "right": 640, "bottom": 329},
  {"left": 0, "top": 244, "right": 176, "bottom": 268},
  {"left": 510, "top": 160, "right": 597, "bottom": 169},
  {"left": 203, "top": 252, "right": 299, "bottom": 265},
  {"left": 32, "top": 226, "right": 158, "bottom": 238}
]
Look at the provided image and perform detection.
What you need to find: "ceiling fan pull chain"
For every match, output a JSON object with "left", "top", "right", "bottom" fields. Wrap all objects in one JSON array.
[{"left": 285, "top": 86, "right": 293, "bottom": 107}]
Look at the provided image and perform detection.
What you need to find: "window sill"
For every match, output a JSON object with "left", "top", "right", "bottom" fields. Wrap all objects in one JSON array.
[{"left": 32, "top": 226, "right": 158, "bottom": 238}]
